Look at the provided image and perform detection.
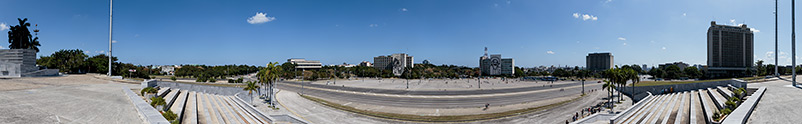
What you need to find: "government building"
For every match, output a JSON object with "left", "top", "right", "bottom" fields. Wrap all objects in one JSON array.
[
  {"left": 706, "top": 21, "right": 753, "bottom": 77},
  {"left": 373, "top": 53, "right": 413, "bottom": 76},
  {"left": 479, "top": 48, "right": 514, "bottom": 76},
  {"left": 586, "top": 52, "right": 614, "bottom": 71}
]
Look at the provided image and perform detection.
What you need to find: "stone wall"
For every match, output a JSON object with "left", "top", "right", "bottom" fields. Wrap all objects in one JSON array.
[
  {"left": 618, "top": 79, "right": 747, "bottom": 102},
  {"left": 0, "top": 49, "right": 37, "bottom": 77}
]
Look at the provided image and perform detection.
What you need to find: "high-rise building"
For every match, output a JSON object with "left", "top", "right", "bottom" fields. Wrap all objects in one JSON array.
[
  {"left": 586, "top": 53, "right": 614, "bottom": 71},
  {"left": 480, "top": 48, "right": 514, "bottom": 76},
  {"left": 373, "top": 53, "right": 414, "bottom": 76},
  {"left": 287, "top": 58, "right": 322, "bottom": 70},
  {"left": 707, "top": 21, "right": 754, "bottom": 77}
]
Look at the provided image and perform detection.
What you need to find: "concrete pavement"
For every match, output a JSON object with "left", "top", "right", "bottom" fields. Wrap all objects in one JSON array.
[{"left": 747, "top": 77, "right": 802, "bottom": 123}]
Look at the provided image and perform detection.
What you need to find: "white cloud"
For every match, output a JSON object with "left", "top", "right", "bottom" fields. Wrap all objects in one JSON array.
[
  {"left": 134, "top": 34, "right": 140, "bottom": 37},
  {"left": 650, "top": 40, "right": 656, "bottom": 43},
  {"left": 507, "top": 0, "right": 511, "bottom": 4},
  {"left": 494, "top": 3, "right": 499, "bottom": 7},
  {"left": 622, "top": 43, "right": 627, "bottom": 46},
  {"left": 546, "top": 51, "right": 555, "bottom": 54},
  {"left": 661, "top": 47, "right": 666, "bottom": 50},
  {"left": 683, "top": 13, "right": 687, "bottom": 16},
  {"left": 0, "top": 23, "right": 8, "bottom": 31},
  {"left": 617, "top": 37, "right": 626, "bottom": 40},
  {"left": 95, "top": 50, "right": 105, "bottom": 54},
  {"left": 573, "top": 13, "right": 597, "bottom": 21},
  {"left": 605, "top": 0, "right": 612, "bottom": 3},
  {"left": 401, "top": 8, "right": 408, "bottom": 12},
  {"left": 247, "top": 12, "right": 276, "bottom": 24},
  {"left": 369, "top": 24, "right": 379, "bottom": 27},
  {"left": 112, "top": 40, "right": 118, "bottom": 43}
]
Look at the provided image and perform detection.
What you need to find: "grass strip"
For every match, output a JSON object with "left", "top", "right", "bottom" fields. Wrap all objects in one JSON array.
[{"left": 300, "top": 94, "right": 582, "bottom": 122}]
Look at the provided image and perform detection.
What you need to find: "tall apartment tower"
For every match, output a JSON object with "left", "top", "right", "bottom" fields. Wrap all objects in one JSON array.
[
  {"left": 586, "top": 53, "right": 614, "bottom": 71},
  {"left": 707, "top": 21, "right": 754, "bottom": 77}
]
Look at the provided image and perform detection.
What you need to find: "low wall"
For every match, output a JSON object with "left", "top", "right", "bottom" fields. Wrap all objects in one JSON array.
[
  {"left": 608, "top": 92, "right": 653, "bottom": 123},
  {"left": 122, "top": 86, "right": 170, "bottom": 124},
  {"left": 618, "top": 79, "right": 747, "bottom": 102},
  {"left": 721, "top": 86, "right": 767, "bottom": 124}
]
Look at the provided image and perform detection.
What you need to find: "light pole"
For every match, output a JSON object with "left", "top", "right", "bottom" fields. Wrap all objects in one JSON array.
[
  {"left": 791, "top": 0, "right": 796, "bottom": 86},
  {"left": 794, "top": 0, "right": 797, "bottom": 86},
  {"left": 777, "top": 0, "right": 780, "bottom": 77},
  {"left": 108, "top": 0, "right": 113, "bottom": 76}
]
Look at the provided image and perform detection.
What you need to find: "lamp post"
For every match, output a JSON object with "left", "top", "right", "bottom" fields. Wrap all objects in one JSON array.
[
  {"left": 793, "top": 0, "right": 797, "bottom": 86},
  {"left": 108, "top": 0, "right": 113, "bottom": 76},
  {"left": 776, "top": 0, "right": 780, "bottom": 77}
]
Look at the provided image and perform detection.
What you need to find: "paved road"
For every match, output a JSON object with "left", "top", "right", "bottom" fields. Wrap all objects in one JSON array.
[
  {"left": 277, "top": 81, "right": 603, "bottom": 108},
  {"left": 281, "top": 80, "right": 599, "bottom": 96}
]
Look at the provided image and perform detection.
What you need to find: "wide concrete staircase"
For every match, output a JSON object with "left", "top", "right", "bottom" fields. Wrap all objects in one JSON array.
[
  {"left": 611, "top": 87, "right": 741, "bottom": 124},
  {"left": 155, "top": 88, "right": 272, "bottom": 124}
]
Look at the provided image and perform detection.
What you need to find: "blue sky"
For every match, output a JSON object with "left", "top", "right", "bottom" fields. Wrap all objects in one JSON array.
[{"left": 0, "top": 0, "right": 794, "bottom": 67}]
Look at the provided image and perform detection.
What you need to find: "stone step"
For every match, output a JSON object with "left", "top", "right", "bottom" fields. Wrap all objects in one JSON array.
[
  {"left": 624, "top": 94, "right": 669, "bottom": 124},
  {"left": 699, "top": 89, "right": 718, "bottom": 123},
  {"left": 622, "top": 94, "right": 665, "bottom": 124},
  {"left": 708, "top": 88, "right": 727, "bottom": 110},
  {"left": 662, "top": 92, "right": 685, "bottom": 124},
  {"left": 157, "top": 87, "right": 170, "bottom": 97},
  {"left": 716, "top": 86, "right": 734, "bottom": 99},
  {"left": 163, "top": 89, "right": 180, "bottom": 111},
  {"left": 672, "top": 91, "right": 690, "bottom": 124},
  {"left": 643, "top": 93, "right": 676, "bottom": 124},
  {"left": 213, "top": 94, "right": 243, "bottom": 124},
  {"left": 223, "top": 96, "right": 260, "bottom": 124},
  {"left": 616, "top": 94, "right": 660, "bottom": 124},
  {"left": 169, "top": 90, "right": 188, "bottom": 121},
  {"left": 196, "top": 92, "right": 212, "bottom": 124},
  {"left": 231, "top": 96, "right": 271, "bottom": 124},
  {"left": 206, "top": 93, "right": 226, "bottom": 124},
  {"left": 181, "top": 92, "right": 198, "bottom": 124},
  {"left": 689, "top": 90, "right": 704, "bottom": 124}
]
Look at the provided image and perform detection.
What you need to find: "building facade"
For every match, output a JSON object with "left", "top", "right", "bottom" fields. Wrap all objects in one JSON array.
[
  {"left": 0, "top": 49, "right": 58, "bottom": 77},
  {"left": 479, "top": 48, "right": 514, "bottom": 76},
  {"left": 373, "top": 53, "right": 414, "bottom": 76},
  {"left": 586, "top": 53, "right": 614, "bottom": 71},
  {"left": 707, "top": 21, "right": 754, "bottom": 77},
  {"left": 358, "top": 61, "right": 373, "bottom": 67},
  {"left": 287, "top": 58, "right": 322, "bottom": 70}
]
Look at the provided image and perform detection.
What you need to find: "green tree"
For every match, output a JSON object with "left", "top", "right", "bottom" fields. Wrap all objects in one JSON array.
[
  {"left": 684, "top": 66, "right": 702, "bottom": 79},
  {"left": 87, "top": 54, "right": 117, "bottom": 73},
  {"left": 38, "top": 49, "right": 88, "bottom": 73},
  {"left": 242, "top": 81, "right": 260, "bottom": 106},
  {"left": 257, "top": 62, "right": 282, "bottom": 106},
  {"left": 664, "top": 65, "right": 683, "bottom": 79},
  {"left": 7, "top": 18, "right": 41, "bottom": 52},
  {"left": 648, "top": 68, "right": 665, "bottom": 79}
]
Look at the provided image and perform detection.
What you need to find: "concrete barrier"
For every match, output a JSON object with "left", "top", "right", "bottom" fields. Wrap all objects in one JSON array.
[
  {"left": 721, "top": 86, "right": 766, "bottom": 124},
  {"left": 122, "top": 86, "right": 170, "bottom": 124}
]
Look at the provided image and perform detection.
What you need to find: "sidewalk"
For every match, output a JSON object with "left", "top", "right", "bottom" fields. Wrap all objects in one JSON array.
[{"left": 746, "top": 78, "right": 802, "bottom": 123}]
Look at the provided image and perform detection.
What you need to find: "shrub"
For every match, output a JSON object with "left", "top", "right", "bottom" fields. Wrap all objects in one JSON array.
[
  {"left": 162, "top": 110, "right": 177, "bottom": 121},
  {"left": 209, "top": 78, "right": 217, "bottom": 82},
  {"left": 228, "top": 79, "right": 235, "bottom": 83},
  {"left": 170, "top": 76, "right": 177, "bottom": 81},
  {"left": 712, "top": 111, "right": 721, "bottom": 121},
  {"left": 237, "top": 77, "right": 243, "bottom": 83},
  {"left": 140, "top": 87, "right": 157, "bottom": 95},
  {"left": 195, "top": 77, "right": 206, "bottom": 82},
  {"left": 150, "top": 97, "right": 166, "bottom": 107},
  {"left": 725, "top": 100, "right": 737, "bottom": 109},
  {"left": 720, "top": 108, "right": 732, "bottom": 115}
]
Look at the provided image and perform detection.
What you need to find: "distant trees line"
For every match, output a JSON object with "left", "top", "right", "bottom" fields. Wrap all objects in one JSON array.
[
  {"left": 174, "top": 64, "right": 259, "bottom": 82},
  {"left": 37, "top": 49, "right": 155, "bottom": 79}
]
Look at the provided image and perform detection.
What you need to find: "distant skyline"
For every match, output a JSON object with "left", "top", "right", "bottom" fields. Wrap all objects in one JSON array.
[{"left": 0, "top": 0, "right": 795, "bottom": 67}]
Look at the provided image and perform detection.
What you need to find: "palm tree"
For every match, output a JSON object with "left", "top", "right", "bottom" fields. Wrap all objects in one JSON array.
[
  {"left": 243, "top": 81, "right": 260, "bottom": 106},
  {"left": 625, "top": 69, "right": 640, "bottom": 105},
  {"left": 258, "top": 62, "right": 282, "bottom": 106},
  {"left": 602, "top": 80, "right": 616, "bottom": 113}
]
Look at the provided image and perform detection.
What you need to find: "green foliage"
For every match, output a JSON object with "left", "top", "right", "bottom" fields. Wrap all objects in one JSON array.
[
  {"left": 243, "top": 81, "right": 260, "bottom": 95},
  {"left": 683, "top": 66, "right": 702, "bottom": 79},
  {"left": 648, "top": 68, "right": 666, "bottom": 79},
  {"left": 150, "top": 96, "right": 166, "bottom": 107},
  {"left": 170, "top": 76, "right": 177, "bottom": 81},
  {"left": 7, "top": 18, "right": 40, "bottom": 52},
  {"left": 140, "top": 87, "right": 157, "bottom": 95},
  {"left": 174, "top": 64, "right": 259, "bottom": 80},
  {"left": 664, "top": 65, "right": 683, "bottom": 79},
  {"left": 162, "top": 110, "right": 177, "bottom": 121},
  {"left": 37, "top": 49, "right": 88, "bottom": 73},
  {"left": 720, "top": 108, "right": 732, "bottom": 116},
  {"left": 237, "top": 77, "right": 243, "bottom": 83},
  {"left": 87, "top": 54, "right": 117, "bottom": 73},
  {"left": 195, "top": 76, "right": 207, "bottom": 82},
  {"left": 208, "top": 78, "right": 217, "bottom": 82}
]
